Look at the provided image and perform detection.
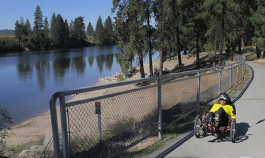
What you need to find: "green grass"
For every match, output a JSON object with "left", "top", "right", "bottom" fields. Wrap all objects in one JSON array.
[
  {"left": 0, "top": 34, "right": 15, "bottom": 38},
  {"left": 5, "top": 136, "right": 45, "bottom": 156}
]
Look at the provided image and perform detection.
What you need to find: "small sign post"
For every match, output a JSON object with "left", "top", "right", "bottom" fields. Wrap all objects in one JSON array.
[{"left": 95, "top": 102, "right": 102, "bottom": 142}]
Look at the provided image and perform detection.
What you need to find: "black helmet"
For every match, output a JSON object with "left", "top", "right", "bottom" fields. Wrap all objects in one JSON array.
[{"left": 219, "top": 93, "right": 228, "bottom": 101}]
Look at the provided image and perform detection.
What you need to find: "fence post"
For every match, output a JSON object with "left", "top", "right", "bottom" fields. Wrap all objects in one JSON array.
[
  {"left": 50, "top": 97, "right": 61, "bottom": 158},
  {"left": 197, "top": 72, "right": 201, "bottom": 115},
  {"left": 60, "top": 96, "right": 70, "bottom": 158},
  {"left": 95, "top": 102, "right": 102, "bottom": 143},
  {"left": 157, "top": 77, "right": 162, "bottom": 139}
]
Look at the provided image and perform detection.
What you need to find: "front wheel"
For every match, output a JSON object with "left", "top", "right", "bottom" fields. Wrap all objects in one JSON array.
[
  {"left": 230, "top": 119, "right": 236, "bottom": 143},
  {"left": 194, "top": 115, "right": 203, "bottom": 138}
]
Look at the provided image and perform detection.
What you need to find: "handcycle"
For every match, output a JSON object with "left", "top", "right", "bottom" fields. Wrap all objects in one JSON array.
[{"left": 194, "top": 114, "right": 237, "bottom": 143}]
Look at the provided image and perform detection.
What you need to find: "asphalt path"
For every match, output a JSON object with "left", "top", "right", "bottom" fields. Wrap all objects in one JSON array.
[{"left": 147, "top": 61, "right": 265, "bottom": 158}]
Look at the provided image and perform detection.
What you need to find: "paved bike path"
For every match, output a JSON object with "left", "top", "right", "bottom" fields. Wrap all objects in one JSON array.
[{"left": 148, "top": 61, "right": 265, "bottom": 158}]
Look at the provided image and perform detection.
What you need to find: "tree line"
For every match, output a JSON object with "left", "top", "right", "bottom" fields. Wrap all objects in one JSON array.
[
  {"left": 113, "top": 0, "right": 265, "bottom": 78},
  {"left": 12, "top": 5, "right": 115, "bottom": 50}
]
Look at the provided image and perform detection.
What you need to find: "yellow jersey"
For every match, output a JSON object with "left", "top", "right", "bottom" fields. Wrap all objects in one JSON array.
[{"left": 209, "top": 104, "right": 236, "bottom": 119}]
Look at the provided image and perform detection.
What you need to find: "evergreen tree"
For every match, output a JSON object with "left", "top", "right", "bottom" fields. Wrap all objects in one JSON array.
[
  {"left": 230, "top": 0, "right": 257, "bottom": 54},
  {"left": 15, "top": 17, "right": 31, "bottom": 49},
  {"left": 43, "top": 16, "right": 50, "bottom": 48},
  {"left": 24, "top": 19, "right": 31, "bottom": 47},
  {"left": 32, "top": 5, "right": 44, "bottom": 49},
  {"left": 94, "top": 16, "right": 104, "bottom": 44},
  {"left": 50, "top": 12, "right": 56, "bottom": 46},
  {"left": 112, "top": 1, "right": 134, "bottom": 77},
  {"left": 55, "top": 14, "right": 66, "bottom": 48},
  {"left": 167, "top": 0, "right": 184, "bottom": 67},
  {"left": 181, "top": 0, "right": 207, "bottom": 69},
  {"left": 14, "top": 19, "right": 24, "bottom": 48},
  {"left": 104, "top": 16, "right": 115, "bottom": 45},
  {"left": 112, "top": 0, "right": 147, "bottom": 78},
  {"left": 153, "top": 0, "right": 170, "bottom": 75},
  {"left": 86, "top": 22, "right": 94, "bottom": 36},
  {"left": 64, "top": 19, "right": 70, "bottom": 47},
  {"left": 72, "top": 16, "right": 86, "bottom": 47},
  {"left": 203, "top": 0, "right": 239, "bottom": 66},
  {"left": 143, "top": 0, "right": 155, "bottom": 76},
  {"left": 251, "top": 0, "right": 265, "bottom": 58}
]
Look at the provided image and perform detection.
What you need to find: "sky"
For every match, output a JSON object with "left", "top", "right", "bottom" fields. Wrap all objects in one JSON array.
[{"left": 0, "top": 0, "right": 114, "bottom": 30}]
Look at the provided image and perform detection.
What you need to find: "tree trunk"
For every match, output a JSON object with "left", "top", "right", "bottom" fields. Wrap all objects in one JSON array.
[
  {"left": 148, "top": 48, "right": 153, "bottom": 77},
  {"left": 241, "top": 38, "right": 244, "bottom": 48},
  {"left": 177, "top": 26, "right": 182, "bottom": 66},
  {"left": 237, "top": 37, "right": 242, "bottom": 54},
  {"left": 138, "top": 50, "right": 145, "bottom": 78},
  {"left": 256, "top": 46, "right": 261, "bottom": 59},
  {"left": 213, "top": 37, "right": 217, "bottom": 67},
  {"left": 196, "top": 31, "right": 200, "bottom": 69},
  {"left": 159, "top": 49, "right": 164, "bottom": 76},
  {"left": 147, "top": 26, "right": 153, "bottom": 77},
  {"left": 218, "top": 47, "right": 223, "bottom": 66}
]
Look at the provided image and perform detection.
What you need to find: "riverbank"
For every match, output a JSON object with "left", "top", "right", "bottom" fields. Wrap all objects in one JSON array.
[{"left": 6, "top": 53, "right": 205, "bottom": 147}]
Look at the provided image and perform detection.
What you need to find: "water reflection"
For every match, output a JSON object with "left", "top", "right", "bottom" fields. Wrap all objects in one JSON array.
[
  {"left": 15, "top": 48, "right": 118, "bottom": 90},
  {"left": 53, "top": 58, "right": 71, "bottom": 79},
  {"left": 0, "top": 46, "right": 121, "bottom": 123},
  {"left": 35, "top": 61, "right": 50, "bottom": 91}
]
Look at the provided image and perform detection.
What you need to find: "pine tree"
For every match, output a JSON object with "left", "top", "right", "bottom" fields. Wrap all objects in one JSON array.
[
  {"left": 203, "top": 0, "right": 239, "bottom": 66},
  {"left": 143, "top": 0, "right": 155, "bottom": 76},
  {"left": 24, "top": 19, "right": 31, "bottom": 47},
  {"left": 251, "top": 0, "right": 265, "bottom": 58},
  {"left": 15, "top": 17, "right": 31, "bottom": 49},
  {"left": 181, "top": 0, "right": 207, "bottom": 69},
  {"left": 112, "top": 0, "right": 147, "bottom": 78},
  {"left": 153, "top": 0, "right": 170, "bottom": 75},
  {"left": 14, "top": 19, "right": 24, "bottom": 48},
  {"left": 33, "top": 5, "right": 44, "bottom": 49},
  {"left": 94, "top": 16, "right": 104, "bottom": 44},
  {"left": 104, "top": 16, "right": 114, "bottom": 45},
  {"left": 72, "top": 16, "right": 86, "bottom": 47},
  {"left": 43, "top": 16, "right": 50, "bottom": 48},
  {"left": 64, "top": 19, "right": 70, "bottom": 47},
  {"left": 86, "top": 22, "right": 94, "bottom": 36},
  {"left": 50, "top": 12, "right": 56, "bottom": 45}
]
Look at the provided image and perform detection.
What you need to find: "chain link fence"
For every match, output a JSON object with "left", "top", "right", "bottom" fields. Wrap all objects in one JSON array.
[{"left": 49, "top": 54, "right": 245, "bottom": 158}]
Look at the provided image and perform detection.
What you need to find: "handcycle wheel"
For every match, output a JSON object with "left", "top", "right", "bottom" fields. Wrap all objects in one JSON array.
[
  {"left": 230, "top": 119, "right": 236, "bottom": 143},
  {"left": 194, "top": 115, "right": 203, "bottom": 138}
]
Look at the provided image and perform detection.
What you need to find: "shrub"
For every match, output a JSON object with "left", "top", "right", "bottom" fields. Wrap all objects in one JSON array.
[
  {"left": 116, "top": 73, "right": 125, "bottom": 82},
  {"left": 0, "top": 106, "right": 13, "bottom": 155}
]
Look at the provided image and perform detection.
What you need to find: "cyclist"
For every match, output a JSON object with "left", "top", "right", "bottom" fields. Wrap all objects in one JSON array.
[{"left": 204, "top": 93, "right": 236, "bottom": 129}]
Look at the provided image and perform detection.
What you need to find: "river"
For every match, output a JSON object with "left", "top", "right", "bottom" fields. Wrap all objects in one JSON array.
[{"left": 0, "top": 45, "right": 128, "bottom": 124}]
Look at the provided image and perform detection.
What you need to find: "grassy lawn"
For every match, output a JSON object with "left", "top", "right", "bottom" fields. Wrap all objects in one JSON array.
[{"left": 0, "top": 34, "right": 15, "bottom": 38}]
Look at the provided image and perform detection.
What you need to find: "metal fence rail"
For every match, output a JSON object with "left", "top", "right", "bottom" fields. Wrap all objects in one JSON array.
[{"left": 49, "top": 54, "right": 245, "bottom": 158}]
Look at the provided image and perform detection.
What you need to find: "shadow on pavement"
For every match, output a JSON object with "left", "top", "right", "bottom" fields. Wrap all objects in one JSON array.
[
  {"left": 234, "top": 122, "right": 250, "bottom": 143},
  {"left": 206, "top": 122, "right": 250, "bottom": 143}
]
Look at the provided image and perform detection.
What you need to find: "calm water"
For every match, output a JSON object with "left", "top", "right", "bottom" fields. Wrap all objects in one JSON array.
[{"left": 0, "top": 45, "right": 125, "bottom": 124}]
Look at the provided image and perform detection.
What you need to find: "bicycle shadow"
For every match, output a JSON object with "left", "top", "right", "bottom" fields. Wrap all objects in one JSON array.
[{"left": 208, "top": 122, "right": 250, "bottom": 143}]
